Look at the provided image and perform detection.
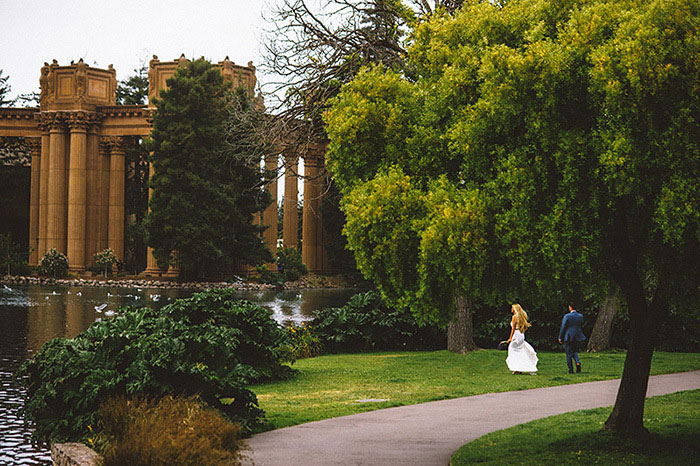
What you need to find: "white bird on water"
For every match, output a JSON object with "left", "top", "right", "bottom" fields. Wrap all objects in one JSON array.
[
  {"left": 3, "top": 285, "right": 12, "bottom": 291},
  {"left": 76, "top": 292, "right": 82, "bottom": 296},
  {"left": 94, "top": 303, "right": 107, "bottom": 313}
]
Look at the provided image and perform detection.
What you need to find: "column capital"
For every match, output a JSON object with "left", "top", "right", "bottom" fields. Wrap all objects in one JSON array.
[
  {"left": 67, "top": 111, "right": 101, "bottom": 132},
  {"left": 301, "top": 141, "right": 327, "bottom": 167},
  {"left": 36, "top": 111, "right": 67, "bottom": 132},
  {"left": 101, "top": 136, "right": 125, "bottom": 155},
  {"left": 26, "top": 137, "right": 42, "bottom": 156}
]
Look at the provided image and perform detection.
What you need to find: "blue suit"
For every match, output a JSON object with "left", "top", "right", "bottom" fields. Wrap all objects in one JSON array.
[{"left": 559, "top": 310, "right": 586, "bottom": 373}]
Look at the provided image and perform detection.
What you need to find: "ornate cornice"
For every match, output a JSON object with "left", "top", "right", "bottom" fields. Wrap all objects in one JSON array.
[{"left": 97, "top": 105, "right": 151, "bottom": 118}]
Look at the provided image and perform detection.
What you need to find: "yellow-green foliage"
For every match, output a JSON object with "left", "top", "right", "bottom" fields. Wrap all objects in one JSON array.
[
  {"left": 98, "top": 395, "right": 247, "bottom": 466},
  {"left": 283, "top": 322, "right": 324, "bottom": 359}
]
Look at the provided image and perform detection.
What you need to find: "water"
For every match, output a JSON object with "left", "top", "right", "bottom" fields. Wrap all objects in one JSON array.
[{"left": 0, "top": 283, "right": 356, "bottom": 464}]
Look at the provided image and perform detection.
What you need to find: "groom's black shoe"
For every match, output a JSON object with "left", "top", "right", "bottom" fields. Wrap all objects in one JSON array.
[{"left": 576, "top": 363, "right": 581, "bottom": 373}]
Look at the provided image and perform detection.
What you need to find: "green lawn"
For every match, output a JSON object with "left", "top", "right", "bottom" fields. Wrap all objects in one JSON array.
[
  {"left": 249, "top": 349, "right": 700, "bottom": 430},
  {"left": 451, "top": 389, "right": 700, "bottom": 465}
]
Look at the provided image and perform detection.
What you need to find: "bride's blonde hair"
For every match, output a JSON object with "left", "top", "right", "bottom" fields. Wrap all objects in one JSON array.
[{"left": 512, "top": 304, "right": 531, "bottom": 332}]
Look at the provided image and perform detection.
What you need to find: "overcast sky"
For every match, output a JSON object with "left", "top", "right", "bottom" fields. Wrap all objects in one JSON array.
[{"left": 1, "top": 0, "right": 280, "bottom": 100}]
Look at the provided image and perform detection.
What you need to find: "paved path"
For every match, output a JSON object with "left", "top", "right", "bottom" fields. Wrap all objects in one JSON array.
[{"left": 243, "top": 370, "right": 700, "bottom": 466}]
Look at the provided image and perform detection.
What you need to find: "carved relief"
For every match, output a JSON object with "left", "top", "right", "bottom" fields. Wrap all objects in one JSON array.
[
  {"left": 75, "top": 58, "right": 87, "bottom": 103},
  {"left": 39, "top": 63, "right": 50, "bottom": 108},
  {"left": 44, "top": 60, "right": 58, "bottom": 105},
  {"left": 107, "top": 64, "right": 116, "bottom": 105},
  {"left": 148, "top": 55, "right": 159, "bottom": 103}
]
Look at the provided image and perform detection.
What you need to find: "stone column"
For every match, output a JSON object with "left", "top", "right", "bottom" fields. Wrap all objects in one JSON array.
[
  {"left": 98, "top": 140, "right": 110, "bottom": 252},
  {"left": 37, "top": 128, "right": 50, "bottom": 261},
  {"left": 302, "top": 154, "right": 322, "bottom": 272},
  {"left": 26, "top": 138, "right": 42, "bottom": 266},
  {"left": 262, "top": 153, "right": 279, "bottom": 260},
  {"left": 144, "top": 159, "right": 165, "bottom": 276},
  {"left": 66, "top": 114, "right": 89, "bottom": 270},
  {"left": 46, "top": 113, "right": 67, "bottom": 254},
  {"left": 283, "top": 152, "right": 299, "bottom": 249},
  {"left": 85, "top": 126, "right": 101, "bottom": 262},
  {"left": 106, "top": 137, "right": 125, "bottom": 262}
]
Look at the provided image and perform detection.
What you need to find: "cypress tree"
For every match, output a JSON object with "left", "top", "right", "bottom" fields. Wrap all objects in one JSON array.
[{"left": 146, "top": 58, "right": 271, "bottom": 279}]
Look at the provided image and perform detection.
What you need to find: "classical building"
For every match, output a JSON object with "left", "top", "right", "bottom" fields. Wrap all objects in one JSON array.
[{"left": 0, "top": 56, "right": 330, "bottom": 274}]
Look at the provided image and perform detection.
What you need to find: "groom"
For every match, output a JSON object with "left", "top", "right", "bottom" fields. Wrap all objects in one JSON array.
[{"left": 558, "top": 305, "right": 586, "bottom": 374}]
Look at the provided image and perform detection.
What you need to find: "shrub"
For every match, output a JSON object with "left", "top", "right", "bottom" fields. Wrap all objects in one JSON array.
[
  {"left": 312, "top": 291, "right": 445, "bottom": 353},
  {"left": 39, "top": 248, "right": 68, "bottom": 278},
  {"left": 93, "top": 248, "right": 117, "bottom": 277},
  {"left": 276, "top": 247, "right": 308, "bottom": 282},
  {"left": 17, "top": 288, "right": 293, "bottom": 445},
  {"left": 97, "top": 395, "right": 247, "bottom": 466},
  {"left": 283, "top": 322, "right": 324, "bottom": 359}
]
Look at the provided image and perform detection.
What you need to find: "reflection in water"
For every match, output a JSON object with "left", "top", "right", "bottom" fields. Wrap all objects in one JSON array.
[{"left": 0, "top": 284, "right": 355, "bottom": 464}]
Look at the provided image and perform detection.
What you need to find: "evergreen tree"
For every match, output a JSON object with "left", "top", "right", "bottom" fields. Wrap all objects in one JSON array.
[
  {"left": 0, "top": 69, "right": 14, "bottom": 107},
  {"left": 146, "top": 58, "right": 271, "bottom": 279},
  {"left": 116, "top": 65, "right": 148, "bottom": 105}
]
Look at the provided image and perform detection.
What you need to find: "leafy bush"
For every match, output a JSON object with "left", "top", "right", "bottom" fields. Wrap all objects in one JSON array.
[
  {"left": 39, "top": 248, "right": 68, "bottom": 277},
  {"left": 276, "top": 247, "right": 308, "bottom": 282},
  {"left": 93, "top": 248, "right": 117, "bottom": 277},
  {"left": 283, "top": 322, "right": 324, "bottom": 359},
  {"left": 311, "top": 291, "right": 445, "bottom": 353},
  {"left": 97, "top": 395, "right": 247, "bottom": 466},
  {"left": 17, "top": 288, "right": 293, "bottom": 445}
]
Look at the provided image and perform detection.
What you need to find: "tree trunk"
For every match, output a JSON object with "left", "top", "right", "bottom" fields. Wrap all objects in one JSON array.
[
  {"left": 447, "top": 294, "right": 478, "bottom": 354},
  {"left": 587, "top": 291, "right": 620, "bottom": 352},
  {"left": 604, "top": 270, "right": 666, "bottom": 436},
  {"left": 604, "top": 296, "right": 665, "bottom": 436}
]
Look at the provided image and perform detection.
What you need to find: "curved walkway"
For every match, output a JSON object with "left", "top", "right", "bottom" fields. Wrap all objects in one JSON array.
[{"left": 244, "top": 370, "right": 700, "bottom": 465}]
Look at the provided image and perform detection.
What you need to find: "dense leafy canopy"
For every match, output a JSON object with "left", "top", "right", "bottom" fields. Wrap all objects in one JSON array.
[
  {"left": 325, "top": 0, "right": 699, "bottom": 432},
  {"left": 146, "top": 58, "right": 271, "bottom": 278},
  {"left": 327, "top": 0, "right": 700, "bottom": 319}
]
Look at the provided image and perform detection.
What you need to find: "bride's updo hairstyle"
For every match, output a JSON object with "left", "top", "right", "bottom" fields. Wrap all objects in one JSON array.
[{"left": 511, "top": 304, "right": 532, "bottom": 332}]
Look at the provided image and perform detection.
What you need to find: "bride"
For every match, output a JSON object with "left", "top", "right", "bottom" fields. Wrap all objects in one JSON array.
[{"left": 502, "top": 304, "right": 538, "bottom": 374}]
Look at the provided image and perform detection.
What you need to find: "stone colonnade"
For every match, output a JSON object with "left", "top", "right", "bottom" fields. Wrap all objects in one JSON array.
[
  {"left": 0, "top": 57, "right": 330, "bottom": 274},
  {"left": 26, "top": 112, "right": 128, "bottom": 270}
]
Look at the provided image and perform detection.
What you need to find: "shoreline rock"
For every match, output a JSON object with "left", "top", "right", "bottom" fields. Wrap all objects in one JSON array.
[{"left": 0, "top": 273, "right": 347, "bottom": 291}]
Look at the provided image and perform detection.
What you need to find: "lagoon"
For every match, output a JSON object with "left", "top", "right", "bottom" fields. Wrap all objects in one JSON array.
[{"left": 0, "top": 283, "right": 356, "bottom": 465}]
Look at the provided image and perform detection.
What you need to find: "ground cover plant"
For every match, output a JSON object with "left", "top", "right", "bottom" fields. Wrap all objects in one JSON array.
[
  {"left": 17, "top": 288, "right": 292, "bottom": 445},
  {"left": 249, "top": 350, "right": 700, "bottom": 430},
  {"left": 97, "top": 394, "right": 247, "bottom": 466},
  {"left": 451, "top": 389, "right": 700, "bottom": 465}
]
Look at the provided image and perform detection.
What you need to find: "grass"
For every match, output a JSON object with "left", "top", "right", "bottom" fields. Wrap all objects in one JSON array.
[
  {"left": 450, "top": 389, "right": 700, "bottom": 465},
  {"left": 249, "top": 349, "right": 700, "bottom": 430}
]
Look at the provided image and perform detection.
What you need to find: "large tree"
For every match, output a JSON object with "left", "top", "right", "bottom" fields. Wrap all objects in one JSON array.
[
  {"left": 325, "top": 0, "right": 700, "bottom": 435},
  {"left": 146, "top": 58, "right": 271, "bottom": 279}
]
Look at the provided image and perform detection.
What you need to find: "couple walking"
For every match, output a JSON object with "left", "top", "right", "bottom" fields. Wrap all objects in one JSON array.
[{"left": 502, "top": 304, "right": 586, "bottom": 374}]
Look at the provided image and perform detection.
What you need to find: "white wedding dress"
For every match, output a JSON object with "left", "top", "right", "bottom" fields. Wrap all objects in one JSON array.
[{"left": 506, "top": 324, "right": 538, "bottom": 373}]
